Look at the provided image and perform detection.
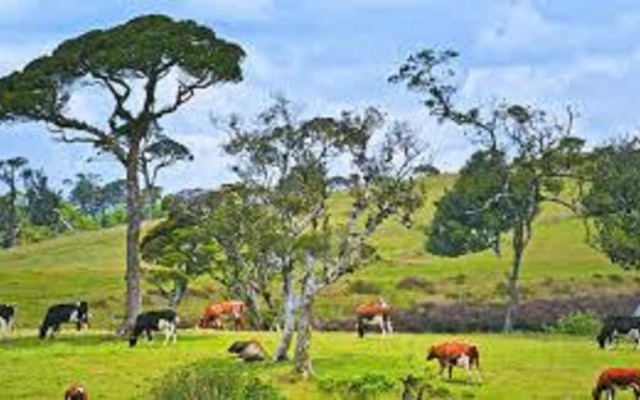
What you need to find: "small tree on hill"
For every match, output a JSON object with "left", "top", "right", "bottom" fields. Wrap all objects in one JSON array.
[
  {"left": 0, "top": 15, "right": 245, "bottom": 330},
  {"left": 391, "top": 49, "right": 585, "bottom": 332},
  {"left": 582, "top": 137, "right": 640, "bottom": 270}
]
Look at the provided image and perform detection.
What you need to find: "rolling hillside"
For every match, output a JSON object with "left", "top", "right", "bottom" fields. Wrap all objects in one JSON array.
[{"left": 1, "top": 174, "right": 638, "bottom": 329}]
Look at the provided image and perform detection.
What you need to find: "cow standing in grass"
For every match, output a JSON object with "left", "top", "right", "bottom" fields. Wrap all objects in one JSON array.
[
  {"left": 64, "top": 384, "right": 89, "bottom": 400},
  {"left": 597, "top": 316, "right": 640, "bottom": 350},
  {"left": 426, "top": 341, "right": 482, "bottom": 384},
  {"left": 39, "top": 301, "right": 89, "bottom": 340},
  {"left": 592, "top": 368, "right": 640, "bottom": 399},
  {"left": 355, "top": 298, "right": 393, "bottom": 338},
  {"left": 0, "top": 304, "right": 15, "bottom": 338},
  {"left": 129, "top": 309, "right": 178, "bottom": 347},
  {"left": 198, "top": 300, "right": 246, "bottom": 330}
]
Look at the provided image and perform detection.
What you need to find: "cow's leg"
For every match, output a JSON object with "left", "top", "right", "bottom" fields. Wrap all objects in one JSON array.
[
  {"left": 0, "top": 318, "right": 6, "bottom": 339},
  {"left": 386, "top": 316, "right": 393, "bottom": 335},
  {"left": 438, "top": 361, "right": 446, "bottom": 379},
  {"left": 146, "top": 328, "right": 153, "bottom": 342},
  {"left": 51, "top": 323, "right": 61, "bottom": 339},
  {"left": 447, "top": 364, "right": 454, "bottom": 380},
  {"left": 172, "top": 324, "right": 177, "bottom": 345},
  {"left": 608, "top": 386, "right": 615, "bottom": 400}
]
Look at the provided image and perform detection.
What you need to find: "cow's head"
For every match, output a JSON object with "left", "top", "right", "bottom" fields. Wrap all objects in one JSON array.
[
  {"left": 426, "top": 346, "right": 436, "bottom": 361},
  {"left": 596, "top": 332, "right": 607, "bottom": 349},
  {"left": 129, "top": 335, "right": 139, "bottom": 347}
]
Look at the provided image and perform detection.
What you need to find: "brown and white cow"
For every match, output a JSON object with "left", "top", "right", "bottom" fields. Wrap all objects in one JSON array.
[
  {"left": 198, "top": 300, "right": 246, "bottom": 330},
  {"left": 593, "top": 368, "right": 640, "bottom": 399},
  {"left": 355, "top": 298, "right": 393, "bottom": 338},
  {"left": 64, "top": 384, "right": 89, "bottom": 400},
  {"left": 426, "top": 341, "right": 482, "bottom": 384}
]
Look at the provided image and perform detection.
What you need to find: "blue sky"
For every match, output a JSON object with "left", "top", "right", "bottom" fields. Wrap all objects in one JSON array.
[{"left": 1, "top": 0, "right": 639, "bottom": 192}]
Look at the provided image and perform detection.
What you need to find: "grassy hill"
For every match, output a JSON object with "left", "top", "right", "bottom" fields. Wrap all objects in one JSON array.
[{"left": 1, "top": 174, "right": 638, "bottom": 329}]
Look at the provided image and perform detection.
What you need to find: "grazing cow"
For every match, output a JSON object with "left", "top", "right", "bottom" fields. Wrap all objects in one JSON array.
[
  {"left": 39, "top": 301, "right": 89, "bottom": 340},
  {"left": 426, "top": 341, "right": 482, "bottom": 384},
  {"left": 0, "top": 304, "right": 15, "bottom": 338},
  {"left": 597, "top": 316, "right": 640, "bottom": 350},
  {"left": 64, "top": 384, "right": 89, "bottom": 400},
  {"left": 129, "top": 309, "right": 178, "bottom": 348},
  {"left": 592, "top": 368, "right": 640, "bottom": 400},
  {"left": 355, "top": 298, "right": 393, "bottom": 338},
  {"left": 227, "top": 339, "right": 268, "bottom": 362},
  {"left": 198, "top": 300, "right": 246, "bottom": 330}
]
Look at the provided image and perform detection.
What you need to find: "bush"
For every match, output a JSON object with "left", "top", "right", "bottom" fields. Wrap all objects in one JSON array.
[
  {"left": 349, "top": 280, "right": 382, "bottom": 295},
  {"left": 396, "top": 276, "right": 436, "bottom": 294},
  {"left": 551, "top": 312, "right": 602, "bottom": 336},
  {"left": 151, "top": 363, "right": 283, "bottom": 400},
  {"left": 318, "top": 373, "right": 396, "bottom": 400}
]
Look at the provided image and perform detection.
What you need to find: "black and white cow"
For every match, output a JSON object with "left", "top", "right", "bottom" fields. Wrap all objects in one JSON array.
[
  {"left": 597, "top": 316, "right": 640, "bottom": 350},
  {"left": 0, "top": 304, "right": 15, "bottom": 338},
  {"left": 39, "top": 301, "right": 89, "bottom": 340},
  {"left": 129, "top": 309, "right": 178, "bottom": 348}
]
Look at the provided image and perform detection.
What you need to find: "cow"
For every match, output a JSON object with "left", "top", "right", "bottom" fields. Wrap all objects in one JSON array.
[
  {"left": 426, "top": 341, "right": 482, "bottom": 384},
  {"left": 227, "top": 339, "right": 268, "bottom": 362},
  {"left": 198, "top": 300, "right": 246, "bottom": 330},
  {"left": 129, "top": 309, "right": 178, "bottom": 348},
  {"left": 64, "top": 384, "right": 89, "bottom": 400},
  {"left": 39, "top": 301, "right": 89, "bottom": 340},
  {"left": 592, "top": 368, "right": 640, "bottom": 399},
  {"left": 355, "top": 298, "right": 393, "bottom": 338},
  {"left": 597, "top": 316, "right": 640, "bottom": 350},
  {"left": 0, "top": 304, "right": 15, "bottom": 338}
]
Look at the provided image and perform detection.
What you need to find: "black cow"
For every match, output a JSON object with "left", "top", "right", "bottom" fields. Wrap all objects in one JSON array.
[
  {"left": 0, "top": 304, "right": 15, "bottom": 338},
  {"left": 129, "top": 309, "right": 178, "bottom": 348},
  {"left": 39, "top": 301, "right": 89, "bottom": 340},
  {"left": 597, "top": 316, "right": 640, "bottom": 349}
]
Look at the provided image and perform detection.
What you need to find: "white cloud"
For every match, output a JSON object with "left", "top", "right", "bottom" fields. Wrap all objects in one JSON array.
[
  {"left": 477, "top": 0, "right": 584, "bottom": 53},
  {"left": 181, "top": 0, "right": 273, "bottom": 20}
]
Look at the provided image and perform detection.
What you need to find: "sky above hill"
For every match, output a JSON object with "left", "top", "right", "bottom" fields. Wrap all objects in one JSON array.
[{"left": 1, "top": 0, "right": 639, "bottom": 192}]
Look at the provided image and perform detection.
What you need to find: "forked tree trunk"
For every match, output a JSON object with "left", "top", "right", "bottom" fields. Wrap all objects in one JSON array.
[
  {"left": 293, "top": 253, "right": 315, "bottom": 378},
  {"left": 503, "top": 222, "right": 525, "bottom": 333},
  {"left": 120, "top": 143, "right": 143, "bottom": 334},
  {"left": 169, "top": 281, "right": 187, "bottom": 310},
  {"left": 275, "top": 267, "right": 296, "bottom": 361}
]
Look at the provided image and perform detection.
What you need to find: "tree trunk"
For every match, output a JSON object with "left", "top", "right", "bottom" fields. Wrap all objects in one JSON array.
[
  {"left": 275, "top": 266, "right": 296, "bottom": 361},
  {"left": 293, "top": 253, "right": 315, "bottom": 378},
  {"left": 120, "top": 143, "right": 143, "bottom": 334},
  {"left": 169, "top": 281, "right": 187, "bottom": 310},
  {"left": 503, "top": 222, "right": 525, "bottom": 333}
]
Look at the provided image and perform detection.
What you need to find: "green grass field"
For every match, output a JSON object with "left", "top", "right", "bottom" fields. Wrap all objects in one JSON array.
[
  {"left": 1, "top": 175, "right": 637, "bottom": 329},
  {"left": 1, "top": 174, "right": 640, "bottom": 399},
  {"left": 0, "top": 330, "right": 634, "bottom": 399}
]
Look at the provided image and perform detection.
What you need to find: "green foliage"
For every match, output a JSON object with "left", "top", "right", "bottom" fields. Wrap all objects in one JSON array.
[
  {"left": 141, "top": 209, "right": 224, "bottom": 307},
  {"left": 151, "top": 361, "right": 283, "bottom": 400},
  {"left": 427, "top": 150, "right": 512, "bottom": 256},
  {"left": 582, "top": 137, "right": 640, "bottom": 269},
  {"left": 551, "top": 312, "right": 602, "bottom": 336},
  {"left": 317, "top": 373, "right": 396, "bottom": 400}
]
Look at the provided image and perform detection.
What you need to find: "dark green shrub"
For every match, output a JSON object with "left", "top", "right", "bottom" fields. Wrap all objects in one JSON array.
[
  {"left": 349, "top": 280, "right": 382, "bottom": 295},
  {"left": 318, "top": 373, "right": 395, "bottom": 400},
  {"left": 551, "top": 312, "right": 602, "bottom": 336},
  {"left": 151, "top": 363, "right": 283, "bottom": 400}
]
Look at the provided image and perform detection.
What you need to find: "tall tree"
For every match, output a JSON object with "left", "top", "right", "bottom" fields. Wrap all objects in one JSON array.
[
  {"left": 391, "top": 49, "right": 584, "bottom": 332},
  {"left": 0, "top": 15, "right": 245, "bottom": 330},
  {"left": 0, "top": 157, "right": 28, "bottom": 248},
  {"left": 225, "top": 98, "right": 426, "bottom": 376}
]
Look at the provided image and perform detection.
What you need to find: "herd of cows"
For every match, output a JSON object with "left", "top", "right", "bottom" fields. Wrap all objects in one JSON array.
[{"left": 2, "top": 299, "right": 640, "bottom": 398}]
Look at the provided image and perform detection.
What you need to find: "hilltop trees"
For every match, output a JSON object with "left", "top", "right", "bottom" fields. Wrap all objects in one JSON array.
[
  {"left": 0, "top": 15, "right": 245, "bottom": 330},
  {"left": 392, "top": 49, "right": 584, "bottom": 331},
  {"left": 0, "top": 157, "right": 29, "bottom": 248},
  {"left": 225, "top": 98, "right": 426, "bottom": 376}
]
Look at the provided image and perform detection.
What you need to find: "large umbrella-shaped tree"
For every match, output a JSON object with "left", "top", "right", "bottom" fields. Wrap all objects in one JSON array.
[{"left": 0, "top": 14, "right": 245, "bottom": 331}]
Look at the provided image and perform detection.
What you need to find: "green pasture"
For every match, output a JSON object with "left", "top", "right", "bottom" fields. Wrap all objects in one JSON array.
[{"left": 0, "top": 330, "right": 635, "bottom": 399}]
